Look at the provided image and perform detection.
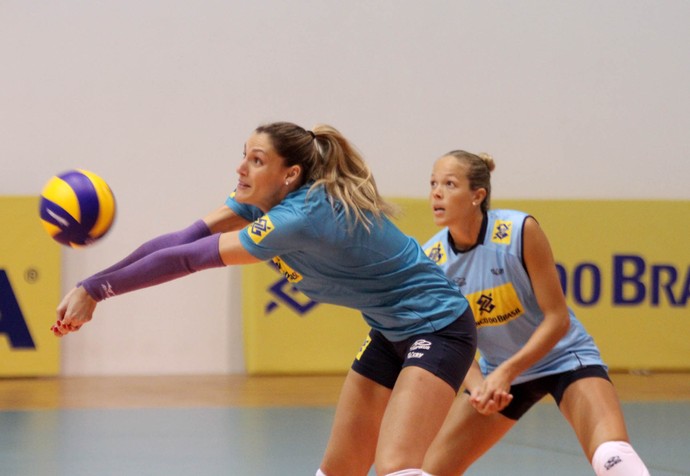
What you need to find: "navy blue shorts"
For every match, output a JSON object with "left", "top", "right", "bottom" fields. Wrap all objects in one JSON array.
[
  {"left": 494, "top": 365, "right": 611, "bottom": 420},
  {"left": 351, "top": 307, "right": 477, "bottom": 393}
]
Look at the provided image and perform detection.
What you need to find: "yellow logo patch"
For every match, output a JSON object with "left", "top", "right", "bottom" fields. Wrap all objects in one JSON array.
[
  {"left": 249, "top": 215, "right": 275, "bottom": 244},
  {"left": 466, "top": 282, "right": 524, "bottom": 328},
  {"left": 355, "top": 335, "right": 372, "bottom": 360},
  {"left": 491, "top": 220, "right": 512, "bottom": 245},
  {"left": 425, "top": 241, "right": 447, "bottom": 265},
  {"left": 271, "top": 257, "right": 303, "bottom": 283}
]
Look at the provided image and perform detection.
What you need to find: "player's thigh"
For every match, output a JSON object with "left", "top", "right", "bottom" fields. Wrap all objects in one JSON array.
[
  {"left": 321, "top": 369, "right": 392, "bottom": 476},
  {"left": 559, "top": 376, "right": 630, "bottom": 460},
  {"left": 374, "top": 366, "right": 457, "bottom": 475},
  {"left": 423, "top": 392, "right": 516, "bottom": 475}
]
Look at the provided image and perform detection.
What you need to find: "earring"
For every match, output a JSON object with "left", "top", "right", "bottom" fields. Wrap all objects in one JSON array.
[
  {"left": 285, "top": 180, "right": 289, "bottom": 186},
  {"left": 472, "top": 201, "right": 477, "bottom": 206}
]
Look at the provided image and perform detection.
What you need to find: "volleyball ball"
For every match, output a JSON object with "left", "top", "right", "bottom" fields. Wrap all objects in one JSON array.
[{"left": 39, "top": 169, "right": 116, "bottom": 247}]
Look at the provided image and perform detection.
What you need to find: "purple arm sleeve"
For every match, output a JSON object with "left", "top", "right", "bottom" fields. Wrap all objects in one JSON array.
[
  {"left": 81, "top": 233, "right": 224, "bottom": 302},
  {"left": 84, "top": 220, "right": 212, "bottom": 281}
]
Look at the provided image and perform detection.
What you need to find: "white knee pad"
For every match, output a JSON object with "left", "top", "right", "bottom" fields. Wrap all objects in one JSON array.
[
  {"left": 384, "top": 470, "right": 423, "bottom": 476},
  {"left": 591, "top": 441, "right": 650, "bottom": 475}
]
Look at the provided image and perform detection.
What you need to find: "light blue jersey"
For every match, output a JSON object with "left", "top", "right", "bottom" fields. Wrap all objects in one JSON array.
[
  {"left": 226, "top": 184, "right": 469, "bottom": 342},
  {"left": 423, "top": 209, "right": 605, "bottom": 384}
]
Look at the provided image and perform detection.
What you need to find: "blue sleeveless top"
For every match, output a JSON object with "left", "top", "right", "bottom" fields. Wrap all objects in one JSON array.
[{"left": 423, "top": 209, "right": 605, "bottom": 384}]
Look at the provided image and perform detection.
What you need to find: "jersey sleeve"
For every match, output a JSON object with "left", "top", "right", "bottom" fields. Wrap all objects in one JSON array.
[
  {"left": 225, "top": 193, "right": 264, "bottom": 222},
  {"left": 238, "top": 204, "right": 314, "bottom": 261}
]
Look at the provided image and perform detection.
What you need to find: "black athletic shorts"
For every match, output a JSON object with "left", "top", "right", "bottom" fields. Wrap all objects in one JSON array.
[
  {"left": 491, "top": 365, "right": 611, "bottom": 420},
  {"left": 351, "top": 307, "right": 477, "bottom": 393}
]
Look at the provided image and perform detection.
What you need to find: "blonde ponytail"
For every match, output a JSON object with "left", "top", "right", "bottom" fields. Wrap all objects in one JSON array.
[{"left": 310, "top": 124, "right": 398, "bottom": 231}]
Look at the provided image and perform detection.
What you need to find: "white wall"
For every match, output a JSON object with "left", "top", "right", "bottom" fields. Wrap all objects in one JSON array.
[{"left": 2, "top": 1, "right": 689, "bottom": 375}]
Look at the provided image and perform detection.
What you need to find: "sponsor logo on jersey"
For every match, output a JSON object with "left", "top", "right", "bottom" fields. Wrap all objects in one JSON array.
[
  {"left": 271, "top": 257, "right": 303, "bottom": 283},
  {"left": 491, "top": 220, "right": 512, "bottom": 245},
  {"left": 466, "top": 282, "right": 524, "bottom": 328},
  {"left": 425, "top": 241, "right": 447, "bottom": 265},
  {"left": 249, "top": 215, "right": 275, "bottom": 244}
]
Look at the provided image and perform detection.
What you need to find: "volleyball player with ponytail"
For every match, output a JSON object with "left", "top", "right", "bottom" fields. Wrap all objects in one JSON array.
[
  {"left": 420, "top": 150, "right": 649, "bottom": 475},
  {"left": 54, "top": 122, "right": 477, "bottom": 476}
]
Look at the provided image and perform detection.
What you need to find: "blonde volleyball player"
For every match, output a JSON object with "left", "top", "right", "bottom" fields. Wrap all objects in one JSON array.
[
  {"left": 419, "top": 150, "right": 649, "bottom": 475},
  {"left": 53, "top": 122, "right": 477, "bottom": 476}
]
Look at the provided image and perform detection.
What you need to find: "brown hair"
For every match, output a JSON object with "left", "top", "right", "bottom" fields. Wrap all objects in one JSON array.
[
  {"left": 444, "top": 150, "right": 495, "bottom": 212},
  {"left": 256, "top": 122, "right": 397, "bottom": 231}
]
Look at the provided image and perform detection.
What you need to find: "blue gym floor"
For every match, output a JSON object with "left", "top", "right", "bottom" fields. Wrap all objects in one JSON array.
[{"left": 1, "top": 401, "right": 688, "bottom": 475}]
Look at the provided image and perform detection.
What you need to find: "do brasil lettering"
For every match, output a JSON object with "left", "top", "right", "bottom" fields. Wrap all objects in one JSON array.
[{"left": 557, "top": 254, "right": 690, "bottom": 307}]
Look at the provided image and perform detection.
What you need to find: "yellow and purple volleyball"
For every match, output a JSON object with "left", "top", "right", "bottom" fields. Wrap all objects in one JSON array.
[{"left": 39, "top": 169, "right": 116, "bottom": 247}]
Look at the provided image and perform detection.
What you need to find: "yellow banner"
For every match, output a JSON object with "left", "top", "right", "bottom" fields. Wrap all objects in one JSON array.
[
  {"left": 242, "top": 199, "right": 690, "bottom": 374},
  {"left": 242, "top": 263, "right": 368, "bottom": 374},
  {"left": 0, "top": 197, "right": 61, "bottom": 376},
  {"left": 512, "top": 200, "right": 690, "bottom": 371}
]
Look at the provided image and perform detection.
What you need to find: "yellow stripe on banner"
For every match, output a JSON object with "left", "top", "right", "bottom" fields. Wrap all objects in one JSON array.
[
  {"left": 0, "top": 196, "right": 60, "bottom": 376},
  {"left": 79, "top": 169, "right": 116, "bottom": 238}
]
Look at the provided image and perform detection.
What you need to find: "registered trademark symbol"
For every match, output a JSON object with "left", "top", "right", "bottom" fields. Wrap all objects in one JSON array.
[{"left": 25, "top": 268, "right": 39, "bottom": 283}]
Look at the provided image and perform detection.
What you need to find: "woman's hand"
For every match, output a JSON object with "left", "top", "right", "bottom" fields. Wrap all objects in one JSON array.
[
  {"left": 469, "top": 366, "right": 514, "bottom": 415},
  {"left": 51, "top": 286, "right": 97, "bottom": 337}
]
